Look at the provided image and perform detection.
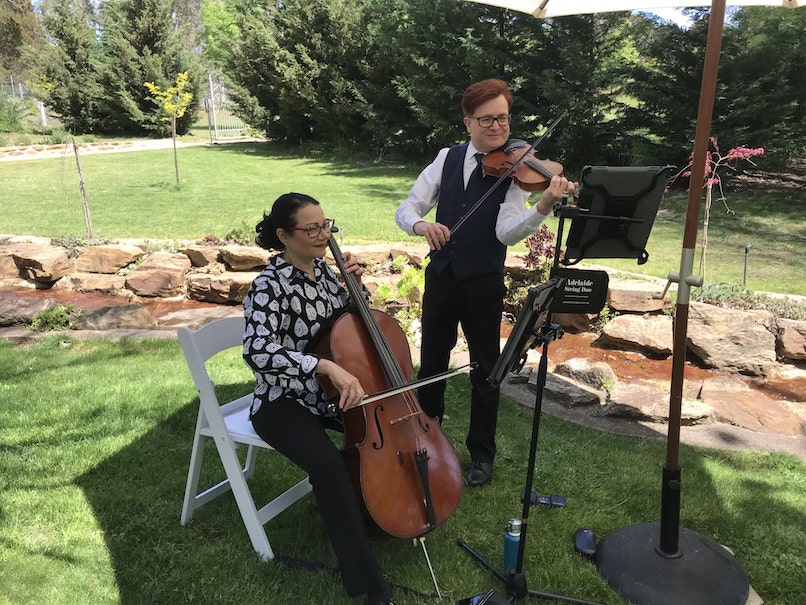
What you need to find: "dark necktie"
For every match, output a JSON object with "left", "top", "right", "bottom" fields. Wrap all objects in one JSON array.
[{"left": 473, "top": 152, "right": 485, "bottom": 180}]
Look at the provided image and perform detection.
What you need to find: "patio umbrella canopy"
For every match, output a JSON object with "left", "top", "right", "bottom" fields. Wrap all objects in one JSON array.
[
  {"left": 463, "top": 1, "right": 802, "bottom": 604},
  {"left": 467, "top": 0, "right": 798, "bottom": 16}
]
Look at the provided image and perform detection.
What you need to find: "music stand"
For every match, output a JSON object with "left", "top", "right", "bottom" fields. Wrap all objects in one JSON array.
[
  {"left": 561, "top": 165, "right": 673, "bottom": 266},
  {"left": 459, "top": 275, "right": 605, "bottom": 605},
  {"left": 457, "top": 166, "right": 671, "bottom": 605}
]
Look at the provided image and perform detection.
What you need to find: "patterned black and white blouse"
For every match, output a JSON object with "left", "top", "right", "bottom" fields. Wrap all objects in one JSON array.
[{"left": 243, "top": 254, "right": 350, "bottom": 418}]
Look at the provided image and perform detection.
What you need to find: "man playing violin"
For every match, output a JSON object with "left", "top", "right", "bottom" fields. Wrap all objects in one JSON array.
[{"left": 395, "top": 78, "right": 577, "bottom": 488}]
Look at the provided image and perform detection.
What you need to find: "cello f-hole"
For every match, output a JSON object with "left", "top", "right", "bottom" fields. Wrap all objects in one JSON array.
[{"left": 372, "top": 405, "right": 385, "bottom": 450}]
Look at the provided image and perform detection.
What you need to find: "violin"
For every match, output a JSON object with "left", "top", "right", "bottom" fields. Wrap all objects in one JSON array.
[
  {"left": 313, "top": 235, "right": 463, "bottom": 539},
  {"left": 430, "top": 113, "right": 568, "bottom": 254},
  {"left": 482, "top": 139, "right": 565, "bottom": 192}
]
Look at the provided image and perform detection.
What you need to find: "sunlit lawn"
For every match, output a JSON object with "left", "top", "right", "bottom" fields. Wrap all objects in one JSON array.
[
  {"left": 1, "top": 336, "right": 805, "bottom": 605},
  {"left": 1, "top": 141, "right": 804, "bottom": 295}
]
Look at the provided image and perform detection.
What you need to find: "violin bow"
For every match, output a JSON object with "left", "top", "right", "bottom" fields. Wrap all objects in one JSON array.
[{"left": 434, "top": 111, "right": 567, "bottom": 246}]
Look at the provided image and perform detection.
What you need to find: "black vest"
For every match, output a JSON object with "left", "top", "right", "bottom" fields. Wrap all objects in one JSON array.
[{"left": 431, "top": 144, "right": 510, "bottom": 281}]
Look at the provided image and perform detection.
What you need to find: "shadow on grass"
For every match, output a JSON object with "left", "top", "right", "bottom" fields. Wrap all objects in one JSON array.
[
  {"left": 74, "top": 383, "right": 359, "bottom": 604},
  {"left": 194, "top": 140, "right": 419, "bottom": 181},
  {"left": 1, "top": 336, "right": 158, "bottom": 382},
  {"left": 71, "top": 375, "right": 806, "bottom": 605}
]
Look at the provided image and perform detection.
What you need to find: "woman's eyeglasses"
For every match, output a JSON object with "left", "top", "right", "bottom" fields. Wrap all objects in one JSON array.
[{"left": 291, "top": 218, "right": 335, "bottom": 239}]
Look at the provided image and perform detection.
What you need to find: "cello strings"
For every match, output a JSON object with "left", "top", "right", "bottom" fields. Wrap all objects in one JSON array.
[{"left": 328, "top": 236, "right": 418, "bottom": 417}]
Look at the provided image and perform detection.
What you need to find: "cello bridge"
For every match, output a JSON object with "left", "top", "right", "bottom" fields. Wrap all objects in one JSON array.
[{"left": 389, "top": 410, "right": 423, "bottom": 425}]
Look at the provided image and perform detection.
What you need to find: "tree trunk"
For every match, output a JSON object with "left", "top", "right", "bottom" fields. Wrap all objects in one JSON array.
[{"left": 172, "top": 114, "right": 180, "bottom": 186}]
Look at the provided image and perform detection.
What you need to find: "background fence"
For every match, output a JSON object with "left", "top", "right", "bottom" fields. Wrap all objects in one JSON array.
[
  {"left": 3, "top": 76, "right": 48, "bottom": 129},
  {"left": 203, "top": 74, "right": 250, "bottom": 143},
  {"left": 3, "top": 75, "right": 32, "bottom": 99}
]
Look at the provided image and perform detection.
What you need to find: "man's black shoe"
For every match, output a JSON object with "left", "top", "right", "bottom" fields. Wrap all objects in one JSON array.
[{"left": 464, "top": 461, "right": 493, "bottom": 487}]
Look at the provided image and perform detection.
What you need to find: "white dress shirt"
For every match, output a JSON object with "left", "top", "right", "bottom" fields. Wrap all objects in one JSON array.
[{"left": 395, "top": 142, "right": 551, "bottom": 246}]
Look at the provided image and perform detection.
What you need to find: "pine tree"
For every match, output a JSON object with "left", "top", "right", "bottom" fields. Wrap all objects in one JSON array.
[
  {"left": 1, "top": 0, "right": 44, "bottom": 80},
  {"left": 217, "top": 0, "right": 374, "bottom": 147},
  {"left": 99, "top": 0, "right": 202, "bottom": 136},
  {"left": 26, "top": 0, "right": 107, "bottom": 133}
]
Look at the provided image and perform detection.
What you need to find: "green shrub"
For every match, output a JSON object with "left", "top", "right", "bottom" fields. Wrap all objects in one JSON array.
[
  {"left": 41, "top": 128, "right": 71, "bottom": 145},
  {"left": 0, "top": 92, "right": 27, "bottom": 132},
  {"left": 595, "top": 303, "right": 618, "bottom": 329},
  {"left": 51, "top": 235, "right": 110, "bottom": 257},
  {"left": 693, "top": 282, "right": 753, "bottom": 307},
  {"left": 29, "top": 305, "right": 82, "bottom": 332},
  {"left": 395, "top": 258, "right": 427, "bottom": 308},
  {"left": 693, "top": 282, "right": 806, "bottom": 320},
  {"left": 390, "top": 255, "right": 409, "bottom": 273},
  {"left": 224, "top": 219, "right": 257, "bottom": 245},
  {"left": 371, "top": 284, "right": 394, "bottom": 307}
]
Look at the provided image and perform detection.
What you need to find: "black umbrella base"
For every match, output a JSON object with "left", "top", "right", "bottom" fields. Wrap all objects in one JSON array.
[{"left": 595, "top": 522, "right": 749, "bottom": 605}]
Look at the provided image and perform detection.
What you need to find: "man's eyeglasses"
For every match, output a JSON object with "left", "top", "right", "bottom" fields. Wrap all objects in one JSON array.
[
  {"left": 468, "top": 114, "right": 512, "bottom": 128},
  {"left": 291, "top": 218, "right": 335, "bottom": 239}
]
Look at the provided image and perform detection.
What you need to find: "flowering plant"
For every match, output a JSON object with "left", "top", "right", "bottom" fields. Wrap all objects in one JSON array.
[
  {"left": 524, "top": 223, "right": 557, "bottom": 272},
  {"left": 677, "top": 137, "right": 765, "bottom": 215},
  {"left": 503, "top": 224, "right": 557, "bottom": 317},
  {"left": 673, "top": 137, "right": 764, "bottom": 278}
]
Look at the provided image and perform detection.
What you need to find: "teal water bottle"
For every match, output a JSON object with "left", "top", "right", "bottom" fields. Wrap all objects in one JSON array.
[{"left": 504, "top": 518, "right": 521, "bottom": 571}]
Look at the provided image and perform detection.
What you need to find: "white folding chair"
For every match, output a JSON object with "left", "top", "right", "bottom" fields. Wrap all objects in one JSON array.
[{"left": 177, "top": 316, "right": 312, "bottom": 561}]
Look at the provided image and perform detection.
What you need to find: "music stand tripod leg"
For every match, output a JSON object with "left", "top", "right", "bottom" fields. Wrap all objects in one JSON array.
[{"left": 457, "top": 278, "right": 605, "bottom": 605}]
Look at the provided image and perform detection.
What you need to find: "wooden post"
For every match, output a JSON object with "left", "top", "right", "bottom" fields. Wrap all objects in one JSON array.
[
  {"left": 172, "top": 114, "right": 180, "bottom": 186},
  {"left": 71, "top": 138, "right": 94, "bottom": 241}
]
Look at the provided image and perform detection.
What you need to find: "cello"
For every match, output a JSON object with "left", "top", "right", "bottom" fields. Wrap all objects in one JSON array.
[{"left": 314, "top": 235, "right": 463, "bottom": 539}]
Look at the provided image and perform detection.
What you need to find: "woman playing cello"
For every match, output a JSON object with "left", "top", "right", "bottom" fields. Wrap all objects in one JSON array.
[{"left": 243, "top": 192, "right": 396, "bottom": 605}]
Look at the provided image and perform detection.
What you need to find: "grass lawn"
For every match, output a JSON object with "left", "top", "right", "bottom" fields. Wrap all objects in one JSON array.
[
  {"left": 0, "top": 142, "right": 418, "bottom": 243},
  {"left": 2, "top": 139, "right": 805, "bottom": 601},
  {"left": 1, "top": 336, "right": 805, "bottom": 605},
  {"left": 1, "top": 140, "right": 805, "bottom": 296}
]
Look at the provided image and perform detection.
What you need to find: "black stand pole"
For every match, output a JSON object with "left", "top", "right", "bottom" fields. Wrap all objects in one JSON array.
[
  {"left": 457, "top": 319, "right": 603, "bottom": 605},
  {"left": 457, "top": 212, "right": 605, "bottom": 605}
]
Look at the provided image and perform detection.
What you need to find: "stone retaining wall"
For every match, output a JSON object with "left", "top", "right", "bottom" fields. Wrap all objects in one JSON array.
[{"left": 1, "top": 234, "right": 805, "bottom": 373}]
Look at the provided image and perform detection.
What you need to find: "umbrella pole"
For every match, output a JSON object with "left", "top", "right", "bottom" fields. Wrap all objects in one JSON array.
[
  {"left": 594, "top": 2, "right": 750, "bottom": 603},
  {"left": 659, "top": 0, "right": 727, "bottom": 553}
]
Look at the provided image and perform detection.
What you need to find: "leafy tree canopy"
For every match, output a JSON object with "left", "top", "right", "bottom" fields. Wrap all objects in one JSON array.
[
  {"left": 26, "top": 0, "right": 203, "bottom": 136},
  {"left": 15, "top": 1, "right": 805, "bottom": 170}
]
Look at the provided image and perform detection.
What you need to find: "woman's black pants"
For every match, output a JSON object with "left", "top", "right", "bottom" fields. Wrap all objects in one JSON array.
[{"left": 251, "top": 397, "right": 387, "bottom": 599}]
